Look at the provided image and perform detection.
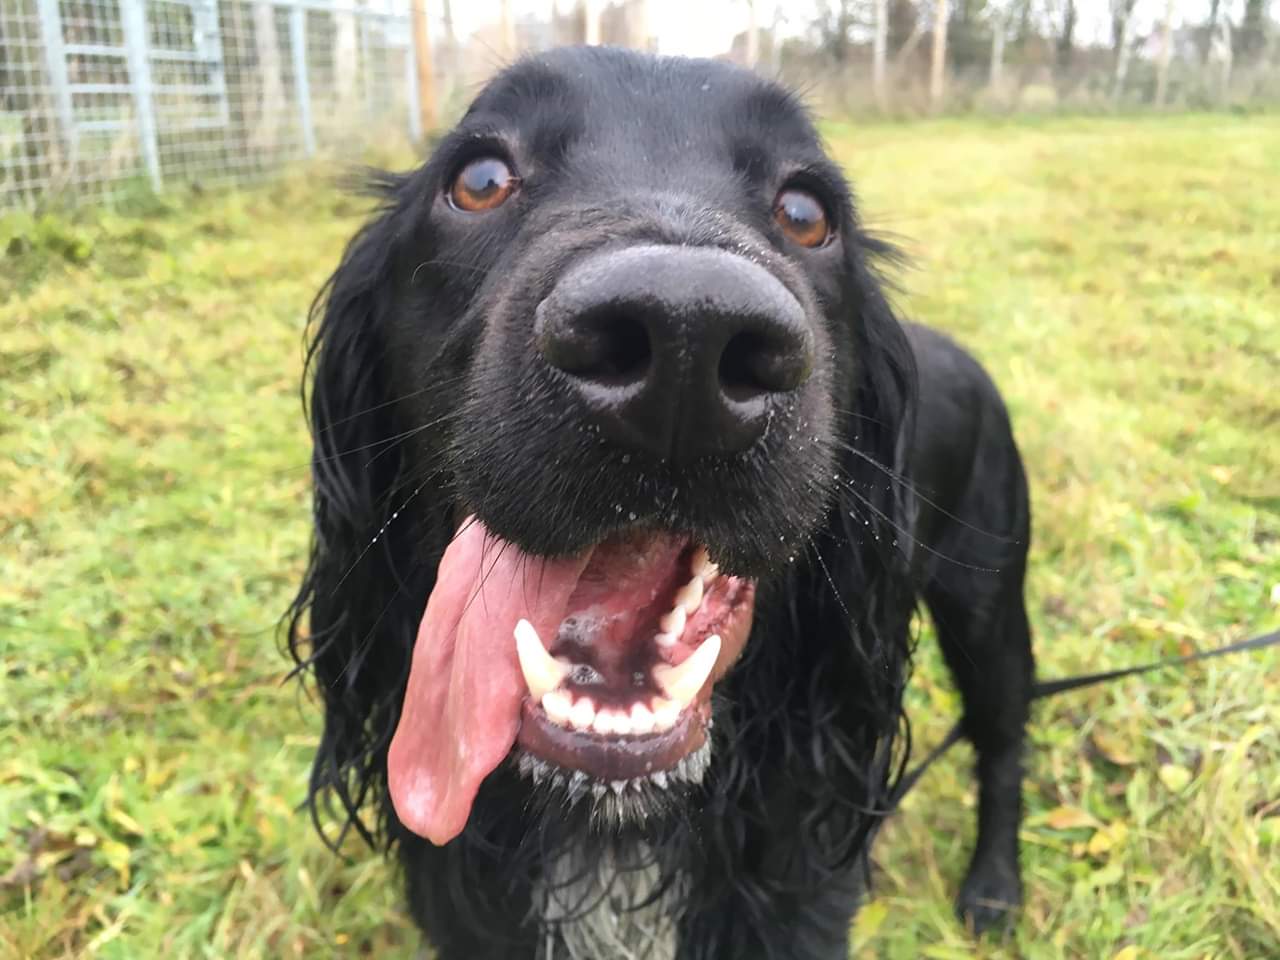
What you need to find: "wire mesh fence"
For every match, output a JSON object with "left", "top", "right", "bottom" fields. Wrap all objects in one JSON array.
[
  {"left": 4, "top": 1, "right": 1279, "bottom": 210},
  {"left": 0, "top": 0, "right": 419, "bottom": 208}
]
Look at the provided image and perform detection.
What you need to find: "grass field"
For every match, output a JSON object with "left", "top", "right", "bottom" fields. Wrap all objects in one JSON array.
[{"left": 2, "top": 113, "right": 1278, "bottom": 959}]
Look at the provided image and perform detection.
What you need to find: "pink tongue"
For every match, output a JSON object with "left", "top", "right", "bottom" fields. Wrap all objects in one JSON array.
[{"left": 388, "top": 519, "right": 591, "bottom": 844}]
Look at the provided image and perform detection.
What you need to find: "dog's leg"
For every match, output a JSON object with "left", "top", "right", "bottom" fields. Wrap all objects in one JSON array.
[{"left": 923, "top": 570, "right": 1033, "bottom": 933}]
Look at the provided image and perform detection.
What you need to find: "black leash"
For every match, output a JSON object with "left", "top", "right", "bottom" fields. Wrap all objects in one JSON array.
[{"left": 889, "top": 626, "right": 1280, "bottom": 810}]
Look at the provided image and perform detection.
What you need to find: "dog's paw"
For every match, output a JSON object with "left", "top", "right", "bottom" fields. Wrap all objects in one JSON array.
[{"left": 956, "top": 856, "right": 1022, "bottom": 935}]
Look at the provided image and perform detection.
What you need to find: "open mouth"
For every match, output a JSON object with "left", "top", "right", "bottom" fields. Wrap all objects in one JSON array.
[
  {"left": 386, "top": 518, "right": 756, "bottom": 845},
  {"left": 513, "top": 533, "right": 755, "bottom": 785}
]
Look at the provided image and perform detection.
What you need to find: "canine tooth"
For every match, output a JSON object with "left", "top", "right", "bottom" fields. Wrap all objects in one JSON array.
[
  {"left": 654, "top": 631, "right": 677, "bottom": 648},
  {"left": 652, "top": 634, "right": 720, "bottom": 704},
  {"left": 569, "top": 696, "right": 596, "bottom": 731},
  {"left": 675, "top": 576, "right": 703, "bottom": 615},
  {"left": 541, "top": 689, "right": 573, "bottom": 726},
  {"left": 629, "top": 702, "right": 655, "bottom": 735},
  {"left": 514, "top": 619, "right": 569, "bottom": 701},
  {"left": 593, "top": 709, "right": 617, "bottom": 736},
  {"left": 651, "top": 697, "right": 681, "bottom": 730},
  {"left": 651, "top": 770, "right": 669, "bottom": 789},
  {"left": 692, "top": 546, "right": 719, "bottom": 581},
  {"left": 658, "top": 606, "right": 686, "bottom": 636}
]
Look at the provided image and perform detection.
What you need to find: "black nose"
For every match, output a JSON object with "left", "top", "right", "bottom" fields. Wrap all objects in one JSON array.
[{"left": 534, "top": 245, "right": 814, "bottom": 463}]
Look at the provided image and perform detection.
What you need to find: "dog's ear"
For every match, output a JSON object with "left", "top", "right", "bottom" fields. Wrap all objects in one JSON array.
[{"left": 287, "top": 175, "right": 429, "bottom": 849}]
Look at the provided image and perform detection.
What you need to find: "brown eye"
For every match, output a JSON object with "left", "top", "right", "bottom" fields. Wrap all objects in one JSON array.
[
  {"left": 449, "top": 157, "right": 517, "bottom": 212},
  {"left": 773, "top": 188, "right": 830, "bottom": 248}
]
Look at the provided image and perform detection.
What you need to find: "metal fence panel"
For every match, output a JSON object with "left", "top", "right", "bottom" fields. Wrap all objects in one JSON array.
[{"left": 0, "top": 0, "right": 417, "bottom": 208}]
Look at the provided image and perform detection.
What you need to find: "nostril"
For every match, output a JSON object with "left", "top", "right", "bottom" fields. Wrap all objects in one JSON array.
[
  {"left": 538, "top": 305, "right": 652, "bottom": 388},
  {"left": 719, "top": 329, "right": 812, "bottom": 402},
  {"left": 583, "top": 311, "right": 651, "bottom": 386}
]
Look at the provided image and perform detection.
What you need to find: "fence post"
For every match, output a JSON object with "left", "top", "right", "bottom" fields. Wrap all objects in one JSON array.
[
  {"left": 289, "top": 1, "right": 317, "bottom": 156},
  {"left": 120, "top": 0, "right": 163, "bottom": 191},
  {"left": 408, "top": 0, "right": 434, "bottom": 142},
  {"left": 35, "top": 0, "right": 77, "bottom": 173}
]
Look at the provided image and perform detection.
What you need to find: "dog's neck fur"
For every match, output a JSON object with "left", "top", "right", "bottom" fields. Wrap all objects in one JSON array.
[{"left": 536, "top": 842, "right": 682, "bottom": 960}]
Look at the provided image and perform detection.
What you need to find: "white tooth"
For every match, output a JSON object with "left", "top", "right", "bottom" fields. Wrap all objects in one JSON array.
[
  {"left": 611, "top": 710, "right": 633, "bottom": 736},
  {"left": 692, "top": 546, "right": 719, "bottom": 581},
  {"left": 659, "top": 605, "right": 686, "bottom": 636},
  {"left": 675, "top": 576, "right": 703, "bottom": 615},
  {"left": 569, "top": 696, "right": 596, "bottom": 731},
  {"left": 515, "top": 619, "right": 569, "bottom": 701},
  {"left": 651, "top": 697, "right": 681, "bottom": 730},
  {"left": 541, "top": 689, "right": 572, "bottom": 726},
  {"left": 629, "top": 702, "right": 655, "bottom": 735},
  {"left": 593, "top": 709, "right": 617, "bottom": 736},
  {"left": 652, "top": 634, "right": 721, "bottom": 704},
  {"left": 654, "top": 631, "right": 677, "bottom": 648}
]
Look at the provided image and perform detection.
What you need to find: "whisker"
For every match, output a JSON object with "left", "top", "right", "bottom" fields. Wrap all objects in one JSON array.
[
  {"left": 834, "top": 440, "right": 1018, "bottom": 544},
  {"left": 329, "top": 562, "right": 424, "bottom": 688},
  {"left": 316, "top": 374, "right": 471, "bottom": 436},
  {"left": 330, "top": 482, "right": 427, "bottom": 595},
  {"left": 834, "top": 477, "right": 1001, "bottom": 573},
  {"left": 362, "top": 411, "right": 462, "bottom": 470},
  {"left": 806, "top": 536, "right": 853, "bottom": 624}
]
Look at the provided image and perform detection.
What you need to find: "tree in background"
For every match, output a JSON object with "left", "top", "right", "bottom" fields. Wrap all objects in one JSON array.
[{"left": 1111, "top": 0, "right": 1139, "bottom": 102}]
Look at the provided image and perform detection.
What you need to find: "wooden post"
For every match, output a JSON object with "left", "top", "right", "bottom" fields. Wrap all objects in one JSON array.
[
  {"left": 583, "top": 0, "right": 601, "bottom": 45},
  {"left": 989, "top": 8, "right": 1006, "bottom": 92},
  {"left": 120, "top": 0, "right": 163, "bottom": 188},
  {"left": 411, "top": 0, "right": 437, "bottom": 137},
  {"left": 872, "top": 0, "right": 887, "bottom": 108},
  {"left": 1154, "top": 0, "right": 1175, "bottom": 107},
  {"left": 500, "top": 0, "right": 517, "bottom": 58},
  {"left": 929, "top": 0, "right": 949, "bottom": 111},
  {"left": 35, "top": 0, "right": 76, "bottom": 175},
  {"left": 288, "top": 1, "right": 316, "bottom": 156},
  {"left": 252, "top": 1, "right": 285, "bottom": 152}
]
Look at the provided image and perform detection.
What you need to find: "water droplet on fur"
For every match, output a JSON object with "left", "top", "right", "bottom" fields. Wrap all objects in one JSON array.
[
  {"left": 621, "top": 454, "right": 631, "bottom": 464},
  {"left": 628, "top": 512, "right": 637, "bottom": 521}
]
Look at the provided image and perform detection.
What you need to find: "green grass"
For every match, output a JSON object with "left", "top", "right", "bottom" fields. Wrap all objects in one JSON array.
[{"left": 2, "top": 114, "right": 1278, "bottom": 959}]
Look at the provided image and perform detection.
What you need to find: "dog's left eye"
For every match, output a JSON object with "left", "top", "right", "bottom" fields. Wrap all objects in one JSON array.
[
  {"left": 449, "top": 157, "right": 518, "bottom": 212},
  {"left": 773, "top": 187, "right": 830, "bottom": 248}
]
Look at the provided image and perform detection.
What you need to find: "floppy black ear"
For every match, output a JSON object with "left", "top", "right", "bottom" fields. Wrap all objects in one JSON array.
[{"left": 287, "top": 174, "right": 436, "bottom": 849}]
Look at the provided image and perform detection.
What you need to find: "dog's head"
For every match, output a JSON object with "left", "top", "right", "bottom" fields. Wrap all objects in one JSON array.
[{"left": 292, "top": 48, "right": 915, "bottom": 858}]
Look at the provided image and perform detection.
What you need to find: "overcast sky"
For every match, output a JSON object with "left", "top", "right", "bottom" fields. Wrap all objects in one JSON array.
[{"left": 440, "top": 0, "right": 1270, "bottom": 59}]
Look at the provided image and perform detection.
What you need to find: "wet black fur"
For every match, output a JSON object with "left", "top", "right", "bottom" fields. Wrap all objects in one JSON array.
[{"left": 289, "top": 47, "right": 1035, "bottom": 959}]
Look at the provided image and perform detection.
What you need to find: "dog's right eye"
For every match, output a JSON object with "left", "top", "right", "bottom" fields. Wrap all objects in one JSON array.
[{"left": 449, "top": 157, "right": 518, "bottom": 212}]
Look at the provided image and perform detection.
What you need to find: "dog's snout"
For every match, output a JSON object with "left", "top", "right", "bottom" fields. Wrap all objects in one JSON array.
[{"left": 534, "top": 245, "right": 814, "bottom": 463}]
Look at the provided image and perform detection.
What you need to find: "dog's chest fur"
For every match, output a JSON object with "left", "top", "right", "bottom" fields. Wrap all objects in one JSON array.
[{"left": 536, "top": 844, "right": 681, "bottom": 960}]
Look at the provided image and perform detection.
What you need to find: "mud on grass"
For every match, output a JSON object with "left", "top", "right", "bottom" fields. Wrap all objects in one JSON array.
[{"left": 2, "top": 115, "right": 1278, "bottom": 958}]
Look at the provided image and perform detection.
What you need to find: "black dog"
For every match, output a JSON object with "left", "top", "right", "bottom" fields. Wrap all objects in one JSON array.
[{"left": 290, "top": 47, "right": 1034, "bottom": 959}]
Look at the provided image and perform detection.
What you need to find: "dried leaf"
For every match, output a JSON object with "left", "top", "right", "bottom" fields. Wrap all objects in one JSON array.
[{"left": 1044, "top": 806, "right": 1101, "bottom": 830}]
